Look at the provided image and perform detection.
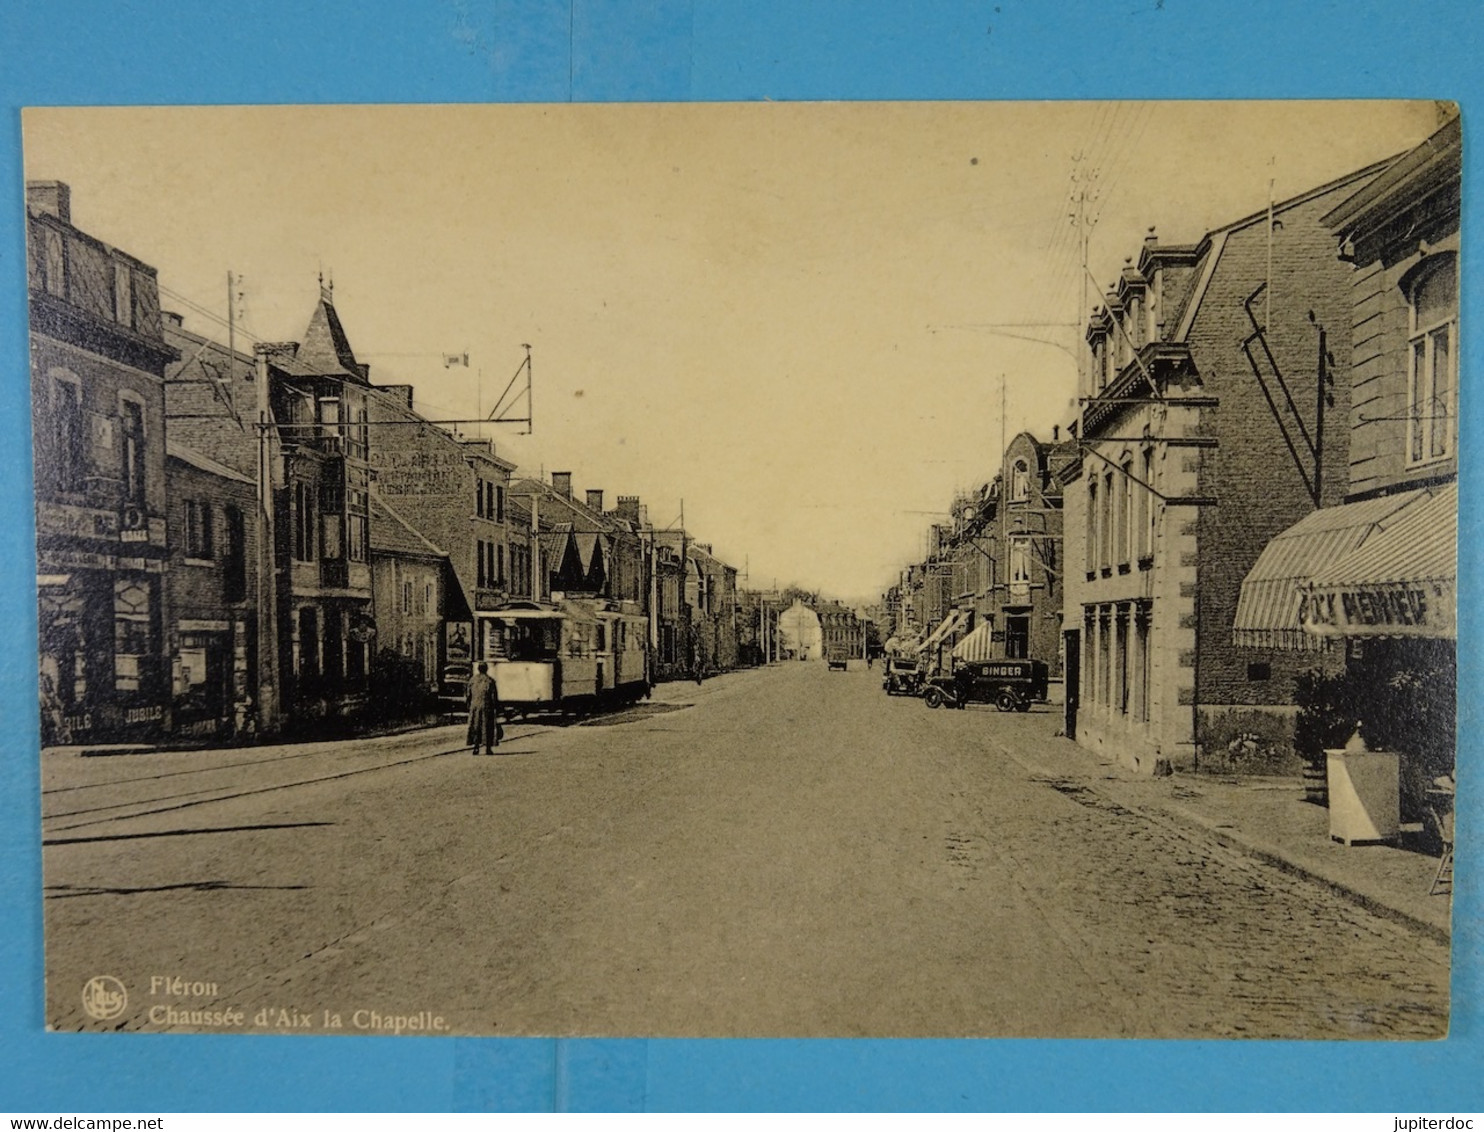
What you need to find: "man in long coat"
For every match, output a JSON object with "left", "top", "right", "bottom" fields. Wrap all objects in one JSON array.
[{"left": 466, "top": 661, "right": 503, "bottom": 754}]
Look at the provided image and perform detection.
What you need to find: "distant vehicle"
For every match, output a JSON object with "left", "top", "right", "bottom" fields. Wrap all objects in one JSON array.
[
  {"left": 921, "top": 658, "right": 1049, "bottom": 712},
  {"left": 826, "top": 646, "right": 850, "bottom": 671},
  {"left": 439, "top": 662, "right": 472, "bottom": 707},
  {"left": 881, "top": 655, "right": 923, "bottom": 696}
]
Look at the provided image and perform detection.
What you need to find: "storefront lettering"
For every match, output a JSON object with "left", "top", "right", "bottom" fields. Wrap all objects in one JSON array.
[
  {"left": 1304, "top": 587, "right": 1431, "bottom": 629},
  {"left": 124, "top": 704, "right": 164, "bottom": 724}
]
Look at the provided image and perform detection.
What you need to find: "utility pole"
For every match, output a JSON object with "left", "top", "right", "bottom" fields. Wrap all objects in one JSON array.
[{"left": 254, "top": 348, "right": 280, "bottom": 735}]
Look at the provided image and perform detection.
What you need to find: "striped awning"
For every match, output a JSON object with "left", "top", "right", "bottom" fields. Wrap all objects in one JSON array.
[
  {"left": 914, "top": 610, "right": 967, "bottom": 656},
  {"left": 1301, "top": 483, "right": 1456, "bottom": 641},
  {"left": 1233, "top": 489, "right": 1429, "bottom": 650},
  {"left": 951, "top": 621, "right": 996, "bottom": 662}
]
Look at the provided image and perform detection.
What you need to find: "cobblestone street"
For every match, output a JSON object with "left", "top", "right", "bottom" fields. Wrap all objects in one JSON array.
[{"left": 43, "top": 663, "right": 1448, "bottom": 1039}]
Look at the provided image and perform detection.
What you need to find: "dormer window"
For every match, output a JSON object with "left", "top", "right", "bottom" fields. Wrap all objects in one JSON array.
[
  {"left": 1404, "top": 252, "right": 1458, "bottom": 466},
  {"left": 1010, "top": 459, "right": 1030, "bottom": 502}
]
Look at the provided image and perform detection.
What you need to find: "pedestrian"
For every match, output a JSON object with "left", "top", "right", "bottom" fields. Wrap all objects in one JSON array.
[{"left": 466, "top": 661, "right": 503, "bottom": 754}]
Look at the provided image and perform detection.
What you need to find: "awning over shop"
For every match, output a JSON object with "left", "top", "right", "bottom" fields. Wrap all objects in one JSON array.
[
  {"left": 1301, "top": 483, "right": 1457, "bottom": 641},
  {"left": 951, "top": 621, "right": 996, "bottom": 663},
  {"left": 914, "top": 610, "right": 968, "bottom": 656},
  {"left": 1233, "top": 489, "right": 1430, "bottom": 650}
]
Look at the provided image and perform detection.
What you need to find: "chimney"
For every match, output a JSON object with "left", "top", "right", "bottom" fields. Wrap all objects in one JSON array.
[
  {"left": 1053, "top": 424, "right": 1060, "bottom": 441},
  {"left": 550, "top": 471, "right": 572, "bottom": 498},
  {"left": 381, "top": 384, "right": 415, "bottom": 410},
  {"left": 27, "top": 181, "right": 71, "bottom": 223},
  {"left": 586, "top": 489, "right": 604, "bottom": 512},
  {"left": 616, "top": 495, "right": 641, "bottom": 522}
]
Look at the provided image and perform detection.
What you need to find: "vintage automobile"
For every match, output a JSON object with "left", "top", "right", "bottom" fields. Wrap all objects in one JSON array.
[
  {"left": 826, "top": 646, "right": 850, "bottom": 671},
  {"left": 921, "top": 658, "right": 1049, "bottom": 712},
  {"left": 881, "top": 655, "right": 924, "bottom": 696}
]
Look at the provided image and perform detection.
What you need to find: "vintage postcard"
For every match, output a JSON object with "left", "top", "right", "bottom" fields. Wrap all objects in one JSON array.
[{"left": 25, "top": 101, "right": 1456, "bottom": 1038}]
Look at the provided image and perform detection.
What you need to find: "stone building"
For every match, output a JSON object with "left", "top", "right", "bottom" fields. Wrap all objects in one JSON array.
[
  {"left": 1065, "top": 161, "right": 1385, "bottom": 774},
  {"left": 29, "top": 182, "right": 180, "bottom": 744},
  {"left": 368, "top": 495, "right": 448, "bottom": 706}
]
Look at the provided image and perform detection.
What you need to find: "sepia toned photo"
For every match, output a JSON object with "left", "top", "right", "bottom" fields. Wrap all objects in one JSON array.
[{"left": 25, "top": 101, "right": 1457, "bottom": 1039}]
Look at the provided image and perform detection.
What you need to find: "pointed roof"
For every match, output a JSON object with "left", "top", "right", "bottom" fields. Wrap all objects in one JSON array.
[{"left": 297, "top": 289, "right": 367, "bottom": 381}]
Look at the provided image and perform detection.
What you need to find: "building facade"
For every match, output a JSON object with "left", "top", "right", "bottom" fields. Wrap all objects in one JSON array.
[
  {"left": 1236, "top": 112, "right": 1459, "bottom": 810},
  {"left": 1068, "top": 164, "right": 1381, "bottom": 774},
  {"left": 30, "top": 182, "right": 180, "bottom": 744}
]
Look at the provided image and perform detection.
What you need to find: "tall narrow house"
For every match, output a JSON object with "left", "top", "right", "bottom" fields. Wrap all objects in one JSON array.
[{"left": 29, "top": 183, "right": 180, "bottom": 743}]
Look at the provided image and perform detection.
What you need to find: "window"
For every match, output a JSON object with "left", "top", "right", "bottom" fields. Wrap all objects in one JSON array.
[
  {"left": 1140, "top": 447, "right": 1155, "bottom": 559},
  {"left": 1118, "top": 458, "right": 1133, "bottom": 565},
  {"left": 1010, "top": 459, "right": 1030, "bottom": 502},
  {"left": 476, "top": 539, "right": 487, "bottom": 588},
  {"left": 1100, "top": 471, "right": 1115, "bottom": 569},
  {"left": 321, "top": 513, "right": 343, "bottom": 560},
  {"left": 1405, "top": 254, "right": 1458, "bottom": 465},
  {"left": 120, "top": 398, "right": 147, "bottom": 506},
  {"left": 402, "top": 581, "right": 413, "bottom": 614},
  {"left": 1009, "top": 537, "right": 1032, "bottom": 584},
  {"left": 1086, "top": 479, "right": 1098, "bottom": 573},
  {"left": 347, "top": 515, "right": 366, "bottom": 562},
  {"left": 185, "top": 500, "right": 214, "bottom": 559},
  {"left": 425, "top": 581, "right": 433, "bottom": 610},
  {"left": 497, "top": 543, "right": 506, "bottom": 586},
  {"left": 41, "top": 226, "right": 66, "bottom": 297},
  {"left": 495, "top": 485, "right": 505, "bottom": 524},
  {"left": 113, "top": 262, "right": 134, "bottom": 328},
  {"left": 224, "top": 506, "right": 246, "bottom": 602},
  {"left": 476, "top": 479, "right": 485, "bottom": 519},
  {"left": 48, "top": 373, "right": 84, "bottom": 492},
  {"left": 293, "top": 481, "right": 315, "bottom": 562}
]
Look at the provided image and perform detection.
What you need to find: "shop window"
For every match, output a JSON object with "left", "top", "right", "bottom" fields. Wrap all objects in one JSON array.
[
  {"left": 1405, "top": 253, "right": 1458, "bottom": 466},
  {"left": 298, "top": 607, "right": 319, "bottom": 678},
  {"left": 113, "top": 579, "right": 153, "bottom": 694}
]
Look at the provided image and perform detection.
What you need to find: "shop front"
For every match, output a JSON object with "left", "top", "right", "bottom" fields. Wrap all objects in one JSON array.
[{"left": 1236, "top": 484, "right": 1457, "bottom": 824}]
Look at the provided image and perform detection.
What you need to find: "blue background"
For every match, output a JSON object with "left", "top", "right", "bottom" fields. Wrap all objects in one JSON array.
[{"left": 1, "top": 0, "right": 1481, "bottom": 1112}]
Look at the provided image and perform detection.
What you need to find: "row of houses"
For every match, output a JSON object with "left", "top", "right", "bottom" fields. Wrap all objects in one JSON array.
[
  {"left": 886, "top": 114, "right": 1459, "bottom": 802},
  {"left": 30, "top": 180, "right": 742, "bottom": 745}
]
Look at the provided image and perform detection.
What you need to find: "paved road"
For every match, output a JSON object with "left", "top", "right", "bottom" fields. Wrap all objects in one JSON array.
[{"left": 43, "top": 662, "right": 1448, "bottom": 1038}]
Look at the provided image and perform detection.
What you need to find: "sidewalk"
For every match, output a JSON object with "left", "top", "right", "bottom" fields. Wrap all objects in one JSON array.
[{"left": 999, "top": 718, "right": 1453, "bottom": 943}]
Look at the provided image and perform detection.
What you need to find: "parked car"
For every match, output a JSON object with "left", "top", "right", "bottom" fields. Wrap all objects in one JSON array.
[
  {"left": 882, "top": 655, "right": 924, "bottom": 696},
  {"left": 921, "top": 658, "right": 1049, "bottom": 712}
]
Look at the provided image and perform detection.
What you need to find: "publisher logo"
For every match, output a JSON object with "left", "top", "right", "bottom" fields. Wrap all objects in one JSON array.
[{"left": 82, "top": 975, "right": 128, "bottom": 1020}]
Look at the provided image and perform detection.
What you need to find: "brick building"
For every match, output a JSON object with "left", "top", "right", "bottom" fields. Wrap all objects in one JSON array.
[
  {"left": 1236, "top": 113, "right": 1459, "bottom": 800},
  {"left": 165, "top": 441, "right": 257, "bottom": 740},
  {"left": 364, "top": 382, "right": 516, "bottom": 685},
  {"left": 368, "top": 494, "right": 448, "bottom": 704},
  {"left": 29, "top": 182, "right": 180, "bottom": 744},
  {"left": 1065, "top": 162, "right": 1384, "bottom": 773}
]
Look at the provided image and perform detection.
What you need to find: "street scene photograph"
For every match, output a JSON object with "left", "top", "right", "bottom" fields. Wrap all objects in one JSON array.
[{"left": 24, "top": 100, "right": 1457, "bottom": 1039}]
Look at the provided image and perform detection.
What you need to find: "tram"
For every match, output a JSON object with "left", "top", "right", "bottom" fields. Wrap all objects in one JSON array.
[{"left": 476, "top": 599, "right": 650, "bottom": 717}]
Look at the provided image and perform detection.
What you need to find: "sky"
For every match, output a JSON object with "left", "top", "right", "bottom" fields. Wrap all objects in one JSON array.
[{"left": 23, "top": 101, "right": 1443, "bottom": 603}]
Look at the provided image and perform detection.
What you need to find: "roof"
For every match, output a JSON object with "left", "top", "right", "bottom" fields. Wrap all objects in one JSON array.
[
  {"left": 1322, "top": 114, "right": 1461, "bottom": 241},
  {"left": 370, "top": 495, "right": 447, "bottom": 558},
  {"left": 165, "top": 438, "right": 255, "bottom": 486},
  {"left": 297, "top": 293, "right": 366, "bottom": 380}
]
